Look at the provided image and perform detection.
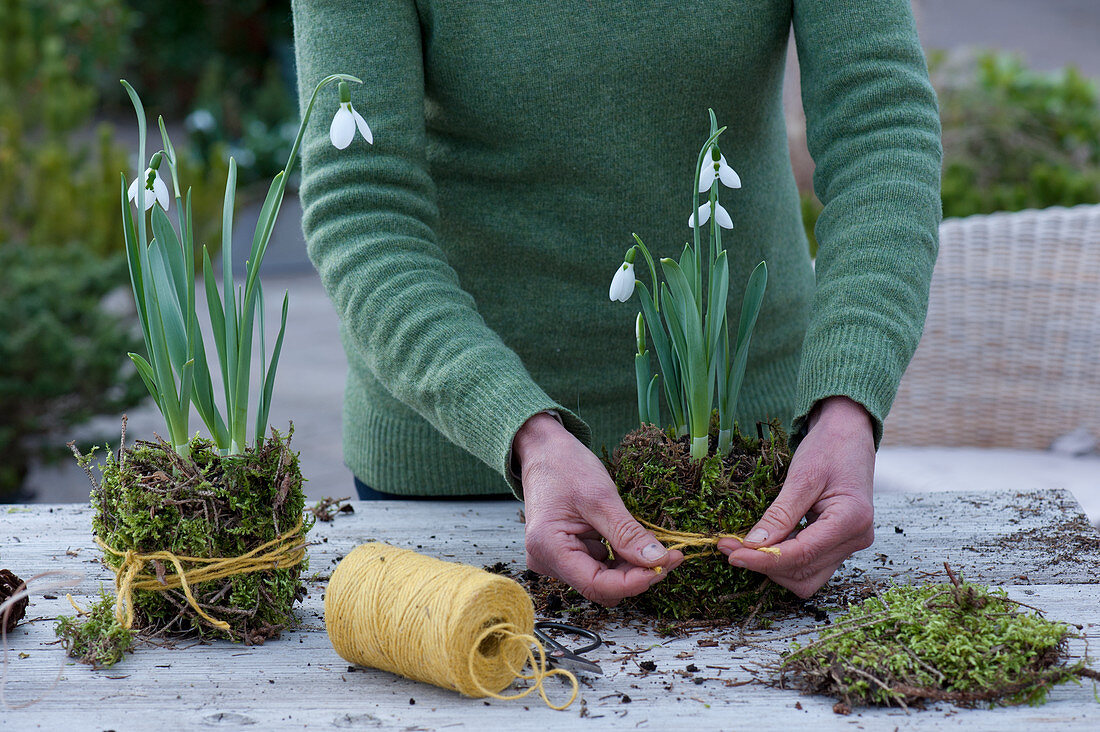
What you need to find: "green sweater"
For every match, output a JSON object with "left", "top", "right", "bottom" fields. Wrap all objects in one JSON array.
[{"left": 291, "top": 0, "right": 942, "bottom": 496}]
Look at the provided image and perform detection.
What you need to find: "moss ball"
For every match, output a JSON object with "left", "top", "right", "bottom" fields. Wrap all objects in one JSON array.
[{"left": 607, "top": 419, "right": 792, "bottom": 619}]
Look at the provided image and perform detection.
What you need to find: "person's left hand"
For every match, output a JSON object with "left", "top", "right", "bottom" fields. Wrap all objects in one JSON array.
[{"left": 716, "top": 396, "right": 875, "bottom": 597}]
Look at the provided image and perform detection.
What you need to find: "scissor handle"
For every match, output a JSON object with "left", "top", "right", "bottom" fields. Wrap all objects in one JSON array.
[{"left": 533, "top": 621, "right": 602, "bottom": 656}]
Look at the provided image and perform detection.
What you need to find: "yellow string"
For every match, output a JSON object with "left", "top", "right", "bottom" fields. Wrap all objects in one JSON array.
[
  {"left": 637, "top": 517, "right": 783, "bottom": 557},
  {"left": 95, "top": 517, "right": 307, "bottom": 631},
  {"left": 325, "top": 543, "right": 578, "bottom": 710}
]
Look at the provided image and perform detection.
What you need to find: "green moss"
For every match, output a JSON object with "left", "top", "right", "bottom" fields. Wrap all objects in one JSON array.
[
  {"left": 55, "top": 588, "right": 135, "bottom": 669},
  {"left": 781, "top": 573, "right": 1087, "bottom": 708},
  {"left": 606, "top": 417, "right": 792, "bottom": 619},
  {"left": 79, "top": 427, "right": 310, "bottom": 645}
]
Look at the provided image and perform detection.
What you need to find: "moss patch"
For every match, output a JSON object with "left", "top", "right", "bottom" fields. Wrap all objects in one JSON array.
[
  {"left": 55, "top": 588, "right": 135, "bottom": 669},
  {"left": 606, "top": 419, "right": 792, "bottom": 619},
  {"left": 73, "top": 427, "right": 310, "bottom": 650},
  {"left": 779, "top": 565, "right": 1093, "bottom": 709}
]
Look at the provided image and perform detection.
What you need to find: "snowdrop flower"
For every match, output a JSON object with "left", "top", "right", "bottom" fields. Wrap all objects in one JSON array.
[
  {"left": 688, "top": 200, "right": 733, "bottom": 229},
  {"left": 329, "top": 81, "right": 372, "bottom": 149},
  {"left": 697, "top": 147, "right": 741, "bottom": 193},
  {"left": 128, "top": 153, "right": 170, "bottom": 211},
  {"left": 609, "top": 247, "right": 637, "bottom": 302}
]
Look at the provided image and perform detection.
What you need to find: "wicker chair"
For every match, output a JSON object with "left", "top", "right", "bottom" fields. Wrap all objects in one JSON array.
[{"left": 884, "top": 204, "right": 1100, "bottom": 449}]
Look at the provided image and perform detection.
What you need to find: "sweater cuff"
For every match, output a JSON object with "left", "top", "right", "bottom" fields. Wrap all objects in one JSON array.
[{"left": 791, "top": 323, "right": 903, "bottom": 451}]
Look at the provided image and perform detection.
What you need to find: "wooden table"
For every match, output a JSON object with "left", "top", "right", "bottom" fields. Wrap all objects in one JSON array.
[{"left": 2, "top": 489, "right": 1098, "bottom": 730}]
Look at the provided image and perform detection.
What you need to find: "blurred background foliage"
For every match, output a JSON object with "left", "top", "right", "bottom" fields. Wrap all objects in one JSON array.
[
  {"left": 0, "top": 245, "right": 147, "bottom": 498},
  {"left": 934, "top": 50, "right": 1100, "bottom": 219},
  {"left": 801, "top": 49, "right": 1100, "bottom": 257},
  {"left": 0, "top": 0, "right": 293, "bottom": 500}
]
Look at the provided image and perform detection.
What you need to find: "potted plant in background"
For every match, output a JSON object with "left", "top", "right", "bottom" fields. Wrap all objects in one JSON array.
[
  {"left": 60, "top": 74, "right": 367, "bottom": 660},
  {"left": 606, "top": 111, "right": 790, "bottom": 620}
]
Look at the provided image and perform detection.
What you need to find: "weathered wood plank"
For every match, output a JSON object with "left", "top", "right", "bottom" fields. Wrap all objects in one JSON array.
[{"left": 2, "top": 490, "right": 1098, "bottom": 730}]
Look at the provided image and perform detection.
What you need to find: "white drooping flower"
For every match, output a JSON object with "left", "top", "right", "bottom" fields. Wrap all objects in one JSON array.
[
  {"left": 688, "top": 200, "right": 733, "bottom": 229},
  {"left": 609, "top": 255, "right": 636, "bottom": 302},
  {"left": 698, "top": 149, "right": 741, "bottom": 193},
  {"left": 128, "top": 167, "right": 170, "bottom": 211},
  {"left": 330, "top": 81, "right": 372, "bottom": 149}
]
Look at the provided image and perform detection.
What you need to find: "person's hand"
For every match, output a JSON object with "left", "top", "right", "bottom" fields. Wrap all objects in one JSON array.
[
  {"left": 716, "top": 396, "right": 875, "bottom": 597},
  {"left": 515, "top": 413, "right": 684, "bottom": 606}
]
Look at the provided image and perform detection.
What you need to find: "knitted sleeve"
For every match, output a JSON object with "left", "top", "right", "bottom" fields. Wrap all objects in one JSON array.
[
  {"left": 791, "top": 0, "right": 943, "bottom": 447},
  {"left": 289, "top": 0, "right": 590, "bottom": 492}
]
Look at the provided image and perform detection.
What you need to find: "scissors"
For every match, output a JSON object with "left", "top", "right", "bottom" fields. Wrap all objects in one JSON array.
[{"left": 533, "top": 621, "right": 604, "bottom": 676}]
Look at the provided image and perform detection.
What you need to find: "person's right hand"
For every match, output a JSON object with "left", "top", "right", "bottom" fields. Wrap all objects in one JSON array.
[{"left": 514, "top": 413, "right": 683, "bottom": 606}]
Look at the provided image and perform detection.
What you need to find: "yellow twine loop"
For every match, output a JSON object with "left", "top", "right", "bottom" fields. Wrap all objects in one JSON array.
[
  {"left": 66, "top": 594, "right": 88, "bottom": 617},
  {"left": 95, "top": 517, "right": 307, "bottom": 632},
  {"left": 469, "top": 623, "right": 578, "bottom": 711},
  {"left": 637, "top": 517, "right": 783, "bottom": 558},
  {"left": 325, "top": 543, "right": 579, "bottom": 710}
]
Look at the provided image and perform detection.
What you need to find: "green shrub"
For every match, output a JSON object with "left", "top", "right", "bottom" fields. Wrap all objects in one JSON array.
[
  {"left": 934, "top": 50, "right": 1100, "bottom": 219},
  {"left": 799, "top": 51, "right": 1100, "bottom": 253},
  {"left": 0, "top": 0, "right": 229, "bottom": 261},
  {"left": 0, "top": 244, "right": 146, "bottom": 500}
]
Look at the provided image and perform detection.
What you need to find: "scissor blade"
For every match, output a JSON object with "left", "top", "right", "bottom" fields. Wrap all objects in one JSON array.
[{"left": 549, "top": 651, "right": 603, "bottom": 676}]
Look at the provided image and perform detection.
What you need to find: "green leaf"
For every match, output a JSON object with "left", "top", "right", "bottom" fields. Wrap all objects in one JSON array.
[
  {"left": 724, "top": 261, "right": 768, "bottom": 420},
  {"left": 735, "top": 261, "right": 768, "bottom": 354},
  {"left": 635, "top": 351, "right": 652, "bottom": 426},
  {"left": 661, "top": 258, "right": 710, "bottom": 438},
  {"left": 202, "top": 245, "right": 230, "bottom": 413},
  {"left": 120, "top": 175, "right": 152, "bottom": 360},
  {"left": 661, "top": 259, "right": 705, "bottom": 372},
  {"left": 220, "top": 160, "right": 239, "bottom": 436},
  {"left": 677, "top": 243, "right": 698, "bottom": 311},
  {"left": 178, "top": 357, "right": 195, "bottom": 422},
  {"left": 646, "top": 373, "right": 661, "bottom": 430},
  {"left": 151, "top": 206, "right": 187, "bottom": 306},
  {"left": 188, "top": 331, "right": 229, "bottom": 449},
  {"left": 147, "top": 237, "right": 188, "bottom": 372},
  {"left": 127, "top": 352, "right": 162, "bottom": 412},
  {"left": 254, "top": 280, "right": 268, "bottom": 443},
  {"left": 256, "top": 292, "right": 289, "bottom": 444},
  {"left": 636, "top": 281, "right": 683, "bottom": 432},
  {"left": 243, "top": 171, "right": 286, "bottom": 303},
  {"left": 157, "top": 115, "right": 177, "bottom": 176},
  {"left": 705, "top": 250, "right": 729, "bottom": 359}
]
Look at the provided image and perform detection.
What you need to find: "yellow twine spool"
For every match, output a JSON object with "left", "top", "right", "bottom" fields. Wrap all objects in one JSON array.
[{"left": 325, "top": 543, "right": 578, "bottom": 710}]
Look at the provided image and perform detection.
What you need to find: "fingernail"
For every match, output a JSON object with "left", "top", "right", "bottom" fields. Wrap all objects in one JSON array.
[
  {"left": 641, "top": 542, "right": 667, "bottom": 561},
  {"left": 745, "top": 528, "right": 768, "bottom": 544},
  {"left": 716, "top": 546, "right": 731, "bottom": 557},
  {"left": 728, "top": 556, "right": 746, "bottom": 568}
]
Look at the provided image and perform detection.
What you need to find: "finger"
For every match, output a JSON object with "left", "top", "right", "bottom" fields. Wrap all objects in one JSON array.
[
  {"left": 552, "top": 540, "right": 671, "bottom": 606},
  {"left": 720, "top": 510, "right": 873, "bottom": 596},
  {"left": 734, "top": 464, "right": 823, "bottom": 549},
  {"left": 582, "top": 494, "right": 672, "bottom": 569},
  {"left": 725, "top": 496, "right": 873, "bottom": 572}
]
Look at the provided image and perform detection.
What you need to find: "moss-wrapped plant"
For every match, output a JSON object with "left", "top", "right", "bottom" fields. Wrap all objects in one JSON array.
[
  {"left": 82, "top": 429, "right": 307, "bottom": 642},
  {"left": 778, "top": 565, "right": 1099, "bottom": 710},
  {"left": 56, "top": 73, "right": 366, "bottom": 661},
  {"left": 606, "top": 112, "right": 779, "bottom": 618},
  {"left": 608, "top": 419, "right": 791, "bottom": 619}
]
